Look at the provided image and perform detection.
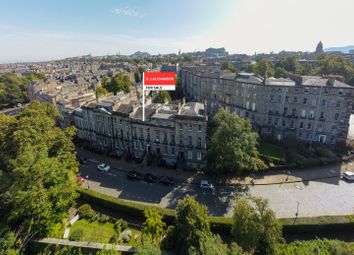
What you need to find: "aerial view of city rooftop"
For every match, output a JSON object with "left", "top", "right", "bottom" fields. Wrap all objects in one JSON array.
[{"left": 1, "top": 0, "right": 354, "bottom": 254}]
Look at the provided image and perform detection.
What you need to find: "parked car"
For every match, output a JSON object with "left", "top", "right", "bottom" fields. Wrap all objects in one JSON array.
[
  {"left": 200, "top": 180, "right": 214, "bottom": 191},
  {"left": 76, "top": 176, "right": 85, "bottom": 185},
  {"left": 143, "top": 173, "right": 158, "bottom": 183},
  {"left": 78, "top": 157, "right": 88, "bottom": 164},
  {"left": 342, "top": 171, "right": 354, "bottom": 181},
  {"left": 97, "top": 163, "right": 110, "bottom": 172},
  {"left": 159, "top": 176, "right": 174, "bottom": 186},
  {"left": 127, "top": 171, "right": 142, "bottom": 181},
  {"left": 133, "top": 155, "right": 144, "bottom": 164},
  {"left": 165, "top": 161, "right": 177, "bottom": 169},
  {"left": 106, "top": 150, "right": 124, "bottom": 159}
]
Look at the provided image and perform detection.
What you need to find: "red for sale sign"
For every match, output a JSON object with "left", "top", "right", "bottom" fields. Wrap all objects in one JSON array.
[{"left": 143, "top": 72, "right": 176, "bottom": 91}]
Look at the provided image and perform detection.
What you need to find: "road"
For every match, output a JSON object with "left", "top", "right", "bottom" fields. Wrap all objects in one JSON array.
[{"left": 79, "top": 160, "right": 354, "bottom": 218}]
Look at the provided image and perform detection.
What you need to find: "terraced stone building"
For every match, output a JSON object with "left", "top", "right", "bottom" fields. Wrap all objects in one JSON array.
[
  {"left": 73, "top": 94, "right": 207, "bottom": 169},
  {"left": 181, "top": 65, "right": 354, "bottom": 145}
]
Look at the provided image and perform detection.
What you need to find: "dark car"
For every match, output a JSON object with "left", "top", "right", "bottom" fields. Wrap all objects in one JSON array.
[
  {"left": 127, "top": 171, "right": 142, "bottom": 181},
  {"left": 78, "top": 157, "right": 88, "bottom": 164},
  {"left": 133, "top": 156, "right": 144, "bottom": 164},
  {"left": 107, "top": 150, "right": 124, "bottom": 159},
  {"left": 143, "top": 173, "right": 158, "bottom": 183},
  {"left": 159, "top": 176, "right": 174, "bottom": 186}
]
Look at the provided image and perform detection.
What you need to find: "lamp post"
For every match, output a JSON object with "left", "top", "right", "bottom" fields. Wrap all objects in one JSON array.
[
  {"left": 295, "top": 201, "right": 300, "bottom": 217},
  {"left": 86, "top": 175, "right": 89, "bottom": 189}
]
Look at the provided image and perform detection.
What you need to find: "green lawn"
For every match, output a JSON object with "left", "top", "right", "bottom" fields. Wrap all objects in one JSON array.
[
  {"left": 259, "top": 143, "right": 285, "bottom": 163},
  {"left": 69, "top": 219, "right": 141, "bottom": 245}
]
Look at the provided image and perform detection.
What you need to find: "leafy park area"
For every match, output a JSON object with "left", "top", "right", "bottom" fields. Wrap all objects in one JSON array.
[
  {"left": 259, "top": 135, "right": 343, "bottom": 169},
  {"left": 77, "top": 188, "right": 354, "bottom": 255},
  {"left": 0, "top": 72, "right": 45, "bottom": 109},
  {"left": 206, "top": 108, "right": 343, "bottom": 174},
  {"left": 68, "top": 204, "right": 141, "bottom": 246}
]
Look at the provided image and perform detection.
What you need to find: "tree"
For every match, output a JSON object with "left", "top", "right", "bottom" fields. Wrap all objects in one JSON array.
[
  {"left": 274, "top": 67, "right": 289, "bottom": 78},
  {"left": 206, "top": 108, "right": 266, "bottom": 175},
  {"left": 198, "top": 234, "right": 229, "bottom": 255},
  {"left": 170, "top": 77, "right": 184, "bottom": 100},
  {"left": 278, "top": 56, "right": 300, "bottom": 73},
  {"left": 231, "top": 196, "right": 282, "bottom": 255},
  {"left": 101, "top": 76, "right": 109, "bottom": 87},
  {"left": 0, "top": 101, "right": 78, "bottom": 252},
  {"left": 255, "top": 60, "right": 274, "bottom": 78},
  {"left": 134, "top": 70, "right": 142, "bottom": 83},
  {"left": 222, "top": 61, "right": 237, "bottom": 73},
  {"left": 105, "top": 72, "right": 132, "bottom": 95},
  {"left": 96, "top": 86, "right": 108, "bottom": 97},
  {"left": 317, "top": 55, "right": 354, "bottom": 84},
  {"left": 135, "top": 242, "right": 161, "bottom": 255},
  {"left": 153, "top": 91, "right": 172, "bottom": 104},
  {"left": 142, "top": 208, "right": 166, "bottom": 244},
  {"left": 0, "top": 72, "right": 45, "bottom": 109},
  {"left": 174, "top": 196, "right": 212, "bottom": 254}
]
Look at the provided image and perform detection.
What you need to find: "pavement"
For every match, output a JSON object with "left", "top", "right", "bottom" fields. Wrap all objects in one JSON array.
[
  {"left": 77, "top": 147, "right": 354, "bottom": 218},
  {"left": 347, "top": 114, "right": 354, "bottom": 140}
]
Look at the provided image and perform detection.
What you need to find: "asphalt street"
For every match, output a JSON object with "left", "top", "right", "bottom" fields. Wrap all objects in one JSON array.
[{"left": 79, "top": 159, "right": 354, "bottom": 218}]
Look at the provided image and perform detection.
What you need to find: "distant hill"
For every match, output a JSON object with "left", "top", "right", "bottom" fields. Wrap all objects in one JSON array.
[
  {"left": 131, "top": 51, "right": 150, "bottom": 58},
  {"left": 324, "top": 45, "right": 354, "bottom": 53}
]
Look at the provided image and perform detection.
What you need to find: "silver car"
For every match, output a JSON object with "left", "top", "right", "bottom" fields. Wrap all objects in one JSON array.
[
  {"left": 200, "top": 180, "right": 214, "bottom": 191},
  {"left": 97, "top": 163, "right": 110, "bottom": 172},
  {"left": 342, "top": 171, "right": 354, "bottom": 181}
]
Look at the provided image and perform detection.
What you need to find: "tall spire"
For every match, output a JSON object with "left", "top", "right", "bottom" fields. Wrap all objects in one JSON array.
[{"left": 315, "top": 41, "right": 324, "bottom": 54}]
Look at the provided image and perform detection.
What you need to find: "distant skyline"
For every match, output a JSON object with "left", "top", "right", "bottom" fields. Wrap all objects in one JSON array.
[{"left": 0, "top": 0, "right": 354, "bottom": 63}]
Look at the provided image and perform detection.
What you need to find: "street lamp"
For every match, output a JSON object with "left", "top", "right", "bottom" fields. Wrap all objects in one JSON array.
[
  {"left": 86, "top": 175, "right": 89, "bottom": 189},
  {"left": 295, "top": 201, "right": 301, "bottom": 217}
]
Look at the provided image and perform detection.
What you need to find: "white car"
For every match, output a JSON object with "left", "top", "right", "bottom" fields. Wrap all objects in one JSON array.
[
  {"left": 342, "top": 171, "right": 354, "bottom": 181},
  {"left": 200, "top": 180, "right": 214, "bottom": 191},
  {"left": 97, "top": 163, "right": 110, "bottom": 172}
]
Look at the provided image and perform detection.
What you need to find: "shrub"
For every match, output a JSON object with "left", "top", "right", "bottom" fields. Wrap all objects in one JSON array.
[
  {"left": 315, "top": 146, "right": 338, "bottom": 159},
  {"left": 77, "top": 204, "right": 96, "bottom": 219},
  {"left": 98, "top": 214, "right": 111, "bottom": 223},
  {"left": 69, "top": 228, "right": 84, "bottom": 241},
  {"left": 114, "top": 220, "right": 122, "bottom": 234},
  {"left": 123, "top": 230, "right": 132, "bottom": 243},
  {"left": 121, "top": 219, "right": 128, "bottom": 230},
  {"left": 110, "top": 233, "right": 120, "bottom": 243}
]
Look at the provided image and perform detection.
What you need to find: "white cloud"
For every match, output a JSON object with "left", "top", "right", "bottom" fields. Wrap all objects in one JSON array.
[{"left": 111, "top": 6, "right": 145, "bottom": 18}]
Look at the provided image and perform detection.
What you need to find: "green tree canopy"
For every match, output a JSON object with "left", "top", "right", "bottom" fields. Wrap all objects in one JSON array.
[
  {"left": 96, "top": 86, "right": 109, "bottom": 97},
  {"left": 0, "top": 101, "right": 78, "bottom": 252},
  {"left": 174, "top": 196, "right": 212, "bottom": 254},
  {"left": 277, "top": 56, "right": 300, "bottom": 73},
  {"left": 231, "top": 196, "right": 282, "bottom": 255},
  {"left": 135, "top": 242, "right": 161, "bottom": 255},
  {"left": 105, "top": 72, "right": 132, "bottom": 95},
  {"left": 153, "top": 91, "right": 172, "bottom": 104},
  {"left": 0, "top": 73, "right": 45, "bottom": 108},
  {"left": 222, "top": 61, "right": 237, "bottom": 73},
  {"left": 274, "top": 67, "right": 289, "bottom": 78},
  {"left": 142, "top": 208, "right": 166, "bottom": 244},
  {"left": 317, "top": 55, "right": 354, "bottom": 84},
  {"left": 255, "top": 60, "right": 274, "bottom": 78},
  {"left": 206, "top": 108, "right": 266, "bottom": 175}
]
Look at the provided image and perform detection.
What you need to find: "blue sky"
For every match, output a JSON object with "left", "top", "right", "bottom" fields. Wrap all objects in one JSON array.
[{"left": 0, "top": 0, "right": 353, "bottom": 62}]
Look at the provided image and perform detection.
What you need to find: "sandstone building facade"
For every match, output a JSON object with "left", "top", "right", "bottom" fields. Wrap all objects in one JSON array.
[{"left": 181, "top": 65, "right": 354, "bottom": 146}]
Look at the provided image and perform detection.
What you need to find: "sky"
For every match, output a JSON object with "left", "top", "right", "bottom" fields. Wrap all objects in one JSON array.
[{"left": 0, "top": 0, "right": 353, "bottom": 63}]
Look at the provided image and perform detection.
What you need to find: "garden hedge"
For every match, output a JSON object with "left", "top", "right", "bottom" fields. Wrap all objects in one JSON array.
[{"left": 77, "top": 188, "right": 354, "bottom": 236}]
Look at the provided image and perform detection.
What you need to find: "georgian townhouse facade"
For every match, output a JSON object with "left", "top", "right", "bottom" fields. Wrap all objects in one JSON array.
[
  {"left": 74, "top": 101, "right": 207, "bottom": 169},
  {"left": 181, "top": 66, "right": 354, "bottom": 145}
]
